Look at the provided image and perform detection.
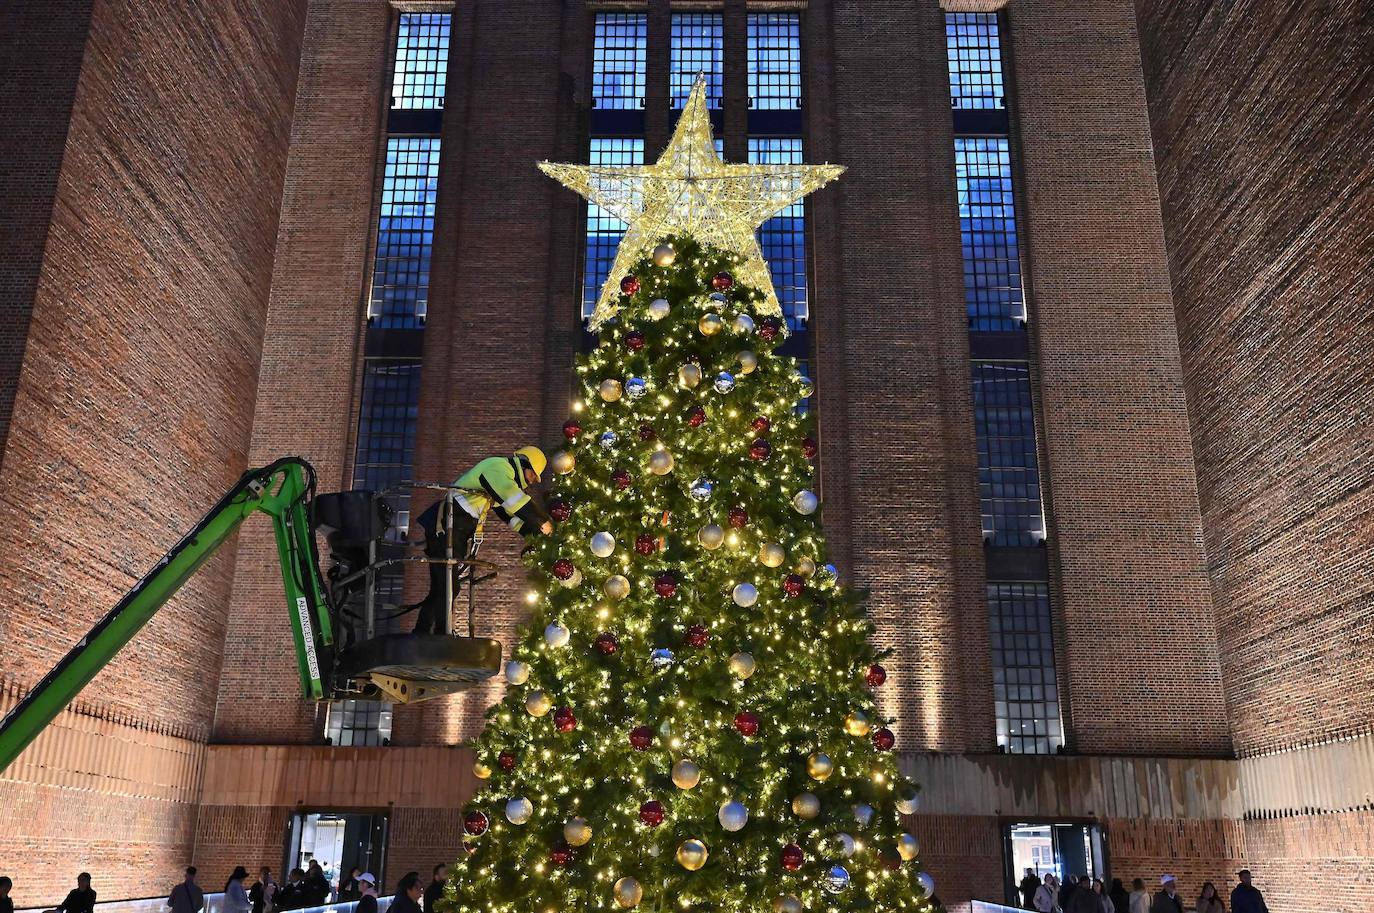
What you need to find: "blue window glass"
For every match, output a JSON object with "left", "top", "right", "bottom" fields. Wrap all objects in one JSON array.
[
  {"left": 368, "top": 137, "right": 441, "bottom": 329},
  {"left": 945, "top": 12, "right": 1005, "bottom": 110},
  {"left": 353, "top": 357, "right": 422, "bottom": 531},
  {"left": 747, "top": 13, "right": 802, "bottom": 110},
  {"left": 594, "top": 13, "right": 647, "bottom": 110},
  {"left": 583, "top": 138, "right": 645, "bottom": 319},
  {"left": 391, "top": 13, "right": 451, "bottom": 109},
  {"left": 748, "top": 138, "right": 809, "bottom": 329},
  {"left": 988, "top": 582, "right": 1063, "bottom": 755},
  {"left": 671, "top": 13, "right": 723, "bottom": 109},
  {"left": 955, "top": 137, "right": 1025, "bottom": 332},
  {"left": 971, "top": 361, "right": 1045, "bottom": 547}
]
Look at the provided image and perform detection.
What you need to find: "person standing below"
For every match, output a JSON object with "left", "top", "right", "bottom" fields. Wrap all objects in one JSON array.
[
  {"left": 249, "top": 868, "right": 276, "bottom": 913},
  {"left": 1229, "top": 870, "right": 1268, "bottom": 913},
  {"left": 1093, "top": 878, "right": 1115, "bottom": 913},
  {"left": 1108, "top": 879, "right": 1130, "bottom": 913},
  {"left": 276, "top": 869, "right": 305, "bottom": 912},
  {"left": 1067, "top": 875, "right": 1098, "bottom": 913},
  {"left": 1034, "top": 873, "right": 1059, "bottom": 912},
  {"left": 1151, "top": 875, "right": 1183, "bottom": 913},
  {"left": 354, "top": 875, "right": 379, "bottom": 913},
  {"left": 53, "top": 873, "right": 96, "bottom": 913},
  {"left": 338, "top": 868, "right": 362, "bottom": 903},
  {"left": 1020, "top": 869, "right": 1042, "bottom": 910},
  {"left": 168, "top": 868, "right": 204, "bottom": 913},
  {"left": 224, "top": 868, "right": 251, "bottom": 913},
  {"left": 1, "top": 875, "right": 15, "bottom": 913},
  {"left": 303, "top": 862, "right": 328, "bottom": 907},
  {"left": 1128, "top": 879, "right": 1150, "bottom": 913},
  {"left": 422, "top": 865, "right": 447, "bottom": 913},
  {"left": 391, "top": 873, "right": 423, "bottom": 913},
  {"left": 1196, "top": 881, "right": 1225, "bottom": 913}
]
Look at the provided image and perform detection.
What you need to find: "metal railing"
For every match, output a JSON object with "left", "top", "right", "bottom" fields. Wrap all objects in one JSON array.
[{"left": 19, "top": 894, "right": 394, "bottom": 913}]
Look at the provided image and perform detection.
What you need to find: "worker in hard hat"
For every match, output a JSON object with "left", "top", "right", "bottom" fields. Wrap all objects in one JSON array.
[{"left": 410, "top": 446, "right": 554, "bottom": 634}]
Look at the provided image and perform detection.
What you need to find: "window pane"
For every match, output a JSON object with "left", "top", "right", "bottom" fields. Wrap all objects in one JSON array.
[
  {"left": 955, "top": 137, "right": 1025, "bottom": 332},
  {"left": 594, "top": 13, "right": 647, "bottom": 110},
  {"left": 748, "top": 13, "right": 801, "bottom": 111},
  {"left": 368, "top": 137, "right": 441, "bottom": 329},
  {"left": 582, "top": 138, "right": 645, "bottom": 319},
  {"left": 391, "top": 13, "right": 451, "bottom": 110},
  {"left": 353, "top": 359, "right": 422, "bottom": 530},
  {"left": 671, "top": 13, "right": 723, "bottom": 109},
  {"left": 325, "top": 699, "right": 394, "bottom": 747},
  {"left": 988, "top": 583, "right": 1062, "bottom": 755},
  {"left": 945, "top": 12, "right": 1005, "bottom": 110},
  {"left": 748, "top": 138, "right": 809, "bottom": 329},
  {"left": 971, "top": 361, "right": 1045, "bottom": 547}
]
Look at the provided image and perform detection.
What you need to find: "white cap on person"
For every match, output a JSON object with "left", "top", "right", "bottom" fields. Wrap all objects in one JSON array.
[
  {"left": 359, "top": 873, "right": 377, "bottom": 886},
  {"left": 1160, "top": 874, "right": 1176, "bottom": 885}
]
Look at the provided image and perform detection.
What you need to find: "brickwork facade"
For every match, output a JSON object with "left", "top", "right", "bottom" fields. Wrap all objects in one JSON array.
[{"left": 0, "top": 1, "right": 1370, "bottom": 911}]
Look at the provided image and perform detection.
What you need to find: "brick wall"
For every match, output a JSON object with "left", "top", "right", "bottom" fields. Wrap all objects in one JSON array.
[
  {"left": 0, "top": 0, "right": 305, "bottom": 899},
  {"left": 1134, "top": 0, "right": 1374, "bottom": 759}
]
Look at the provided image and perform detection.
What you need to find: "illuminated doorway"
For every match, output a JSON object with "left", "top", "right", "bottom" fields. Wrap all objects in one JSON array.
[{"left": 1003, "top": 822, "right": 1106, "bottom": 906}]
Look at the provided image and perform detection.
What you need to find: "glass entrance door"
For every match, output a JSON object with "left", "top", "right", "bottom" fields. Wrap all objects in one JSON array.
[
  {"left": 1004, "top": 821, "right": 1105, "bottom": 906},
  {"left": 286, "top": 811, "right": 389, "bottom": 900}
]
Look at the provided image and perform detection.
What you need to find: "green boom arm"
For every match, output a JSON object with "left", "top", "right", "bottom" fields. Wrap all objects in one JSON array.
[{"left": 0, "top": 457, "right": 332, "bottom": 773}]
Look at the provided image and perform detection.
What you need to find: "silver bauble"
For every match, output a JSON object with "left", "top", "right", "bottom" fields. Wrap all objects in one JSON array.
[
  {"left": 759, "top": 542, "right": 786, "bottom": 567},
  {"left": 671, "top": 759, "right": 701, "bottom": 789},
  {"left": 505, "top": 797, "right": 533, "bottom": 825},
  {"left": 853, "top": 803, "right": 875, "bottom": 827},
  {"left": 544, "top": 622, "right": 570, "bottom": 648},
  {"left": 651, "top": 648, "right": 676, "bottom": 669},
  {"left": 557, "top": 567, "right": 583, "bottom": 589},
  {"left": 709, "top": 292, "right": 728, "bottom": 304},
  {"left": 823, "top": 865, "right": 850, "bottom": 894},
  {"left": 791, "top": 793, "right": 820, "bottom": 820},
  {"left": 504, "top": 660, "right": 530, "bottom": 685},
  {"left": 614, "top": 877, "right": 643, "bottom": 909},
  {"left": 732, "top": 314, "right": 756, "bottom": 334},
  {"left": 648, "top": 298, "right": 671, "bottom": 320},
  {"left": 727, "top": 652, "right": 756, "bottom": 680},
  {"left": 896, "top": 793, "right": 921, "bottom": 815},
  {"left": 698, "top": 524, "right": 725, "bottom": 550},
  {"left": 731, "top": 582, "right": 758, "bottom": 608},
  {"left": 819, "top": 563, "right": 839, "bottom": 583},
  {"left": 737, "top": 350, "right": 759, "bottom": 375},
  {"left": 717, "top": 801, "right": 749, "bottom": 832},
  {"left": 648, "top": 449, "right": 675, "bottom": 475},
  {"left": 798, "top": 375, "right": 815, "bottom": 397},
  {"left": 834, "top": 833, "right": 857, "bottom": 858},
  {"left": 653, "top": 243, "right": 676, "bottom": 266},
  {"left": 792, "top": 489, "right": 819, "bottom": 515},
  {"left": 599, "top": 431, "right": 619, "bottom": 449},
  {"left": 690, "top": 478, "right": 714, "bottom": 501},
  {"left": 626, "top": 377, "right": 648, "bottom": 399},
  {"left": 773, "top": 897, "right": 802, "bottom": 913},
  {"left": 604, "top": 574, "right": 631, "bottom": 600},
  {"left": 590, "top": 532, "right": 616, "bottom": 558},
  {"left": 917, "top": 873, "right": 936, "bottom": 897},
  {"left": 713, "top": 371, "right": 736, "bottom": 394}
]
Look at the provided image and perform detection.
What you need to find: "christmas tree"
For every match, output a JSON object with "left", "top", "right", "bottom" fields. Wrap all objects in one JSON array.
[{"left": 447, "top": 78, "right": 939, "bottom": 913}]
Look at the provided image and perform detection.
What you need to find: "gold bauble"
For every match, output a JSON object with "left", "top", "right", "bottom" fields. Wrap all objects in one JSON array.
[
  {"left": 678, "top": 364, "right": 703, "bottom": 389},
  {"left": 671, "top": 758, "right": 701, "bottom": 789},
  {"left": 604, "top": 574, "right": 631, "bottom": 600},
  {"left": 698, "top": 313, "right": 724, "bottom": 336},
  {"left": 564, "top": 817, "right": 593, "bottom": 847},
  {"left": 773, "top": 896, "right": 803, "bottom": 913},
  {"left": 737, "top": 350, "right": 759, "bottom": 375},
  {"left": 792, "top": 792, "right": 821, "bottom": 820},
  {"left": 807, "top": 752, "right": 834, "bottom": 781},
  {"left": 844, "top": 711, "right": 871, "bottom": 736},
  {"left": 600, "top": 378, "right": 624, "bottom": 401},
  {"left": 898, "top": 834, "right": 920, "bottom": 861},
  {"left": 676, "top": 839, "right": 708, "bottom": 871},
  {"left": 526, "top": 690, "right": 553, "bottom": 717},
  {"left": 759, "top": 542, "right": 786, "bottom": 568},
  {"left": 795, "top": 557, "right": 817, "bottom": 578},
  {"left": 648, "top": 449, "right": 675, "bottom": 475},
  {"left": 551, "top": 450, "right": 576, "bottom": 474},
  {"left": 728, "top": 652, "right": 756, "bottom": 680},
  {"left": 614, "top": 877, "right": 643, "bottom": 909},
  {"left": 653, "top": 243, "right": 677, "bottom": 267},
  {"left": 698, "top": 524, "right": 725, "bottom": 550},
  {"left": 473, "top": 761, "right": 492, "bottom": 780}
]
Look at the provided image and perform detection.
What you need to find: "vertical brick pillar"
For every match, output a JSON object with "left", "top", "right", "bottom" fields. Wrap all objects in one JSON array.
[
  {"left": 722, "top": 0, "right": 749, "bottom": 161},
  {"left": 644, "top": 0, "right": 672, "bottom": 155}
]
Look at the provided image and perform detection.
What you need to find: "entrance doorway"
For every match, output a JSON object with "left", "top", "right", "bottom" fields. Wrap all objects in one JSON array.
[
  {"left": 1003, "top": 821, "right": 1106, "bottom": 906},
  {"left": 286, "top": 811, "right": 389, "bottom": 898}
]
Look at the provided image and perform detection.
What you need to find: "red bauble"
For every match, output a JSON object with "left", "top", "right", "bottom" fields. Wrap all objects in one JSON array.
[
  {"left": 783, "top": 574, "right": 806, "bottom": 597},
  {"left": 552, "top": 558, "right": 576, "bottom": 581},
  {"left": 639, "top": 800, "right": 665, "bottom": 826},
  {"left": 563, "top": 418, "right": 583, "bottom": 439},
  {"left": 727, "top": 506, "right": 749, "bottom": 529},
  {"left": 463, "top": 811, "right": 489, "bottom": 836},
  {"left": 751, "top": 416, "right": 772, "bottom": 434},
  {"left": 629, "top": 725, "right": 654, "bottom": 751},
  {"left": 620, "top": 275, "right": 641, "bottom": 295},
  {"left": 711, "top": 271, "right": 734, "bottom": 291},
  {"left": 687, "top": 405, "right": 707, "bottom": 428},
  {"left": 734, "top": 710, "right": 760, "bottom": 736},
  {"left": 612, "top": 468, "right": 633, "bottom": 490},
  {"left": 654, "top": 571, "right": 679, "bottom": 598},
  {"left": 685, "top": 624, "right": 710, "bottom": 648},
  {"left": 551, "top": 842, "right": 576, "bottom": 866},
  {"left": 594, "top": 632, "right": 621, "bottom": 656},
  {"left": 759, "top": 317, "right": 783, "bottom": 342},
  {"left": 635, "top": 534, "right": 659, "bottom": 556},
  {"left": 626, "top": 331, "right": 646, "bottom": 352},
  {"left": 749, "top": 439, "right": 772, "bottom": 462},
  {"left": 780, "top": 844, "right": 804, "bottom": 872},
  {"left": 801, "top": 437, "right": 819, "bottom": 460},
  {"left": 865, "top": 664, "right": 888, "bottom": 688},
  {"left": 873, "top": 727, "right": 896, "bottom": 751},
  {"left": 497, "top": 750, "right": 517, "bottom": 772},
  {"left": 554, "top": 706, "right": 577, "bottom": 733},
  {"left": 639, "top": 423, "right": 658, "bottom": 441},
  {"left": 549, "top": 500, "right": 572, "bottom": 522}
]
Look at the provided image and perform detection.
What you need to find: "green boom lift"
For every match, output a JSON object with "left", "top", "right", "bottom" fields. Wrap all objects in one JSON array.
[{"left": 0, "top": 457, "right": 502, "bottom": 773}]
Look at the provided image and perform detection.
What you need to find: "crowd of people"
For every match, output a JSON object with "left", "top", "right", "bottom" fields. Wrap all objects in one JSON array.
[
  {"left": 0, "top": 864, "right": 451, "bottom": 913},
  {"left": 1017, "top": 868, "right": 1270, "bottom": 913}
]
